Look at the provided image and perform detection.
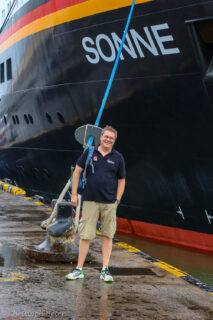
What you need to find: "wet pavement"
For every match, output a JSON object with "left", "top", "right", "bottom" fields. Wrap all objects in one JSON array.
[{"left": 0, "top": 191, "right": 213, "bottom": 320}]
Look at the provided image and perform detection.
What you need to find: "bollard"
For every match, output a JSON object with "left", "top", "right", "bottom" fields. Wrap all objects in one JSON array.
[{"left": 25, "top": 201, "right": 91, "bottom": 262}]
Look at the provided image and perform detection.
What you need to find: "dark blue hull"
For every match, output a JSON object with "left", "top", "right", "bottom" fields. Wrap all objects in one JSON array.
[{"left": 0, "top": 0, "right": 213, "bottom": 247}]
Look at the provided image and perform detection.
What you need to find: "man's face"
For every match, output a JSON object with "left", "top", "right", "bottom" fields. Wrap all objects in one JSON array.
[{"left": 100, "top": 130, "right": 116, "bottom": 149}]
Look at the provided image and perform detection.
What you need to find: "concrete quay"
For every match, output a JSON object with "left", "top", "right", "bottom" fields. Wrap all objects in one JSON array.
[{"left": 0, "top": 190, "right": 212, "bottom": 320}]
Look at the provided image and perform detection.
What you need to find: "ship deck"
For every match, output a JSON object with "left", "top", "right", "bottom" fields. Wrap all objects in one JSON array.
[{"left": 0, "top": 190, "right": 212, "bottom": 319}]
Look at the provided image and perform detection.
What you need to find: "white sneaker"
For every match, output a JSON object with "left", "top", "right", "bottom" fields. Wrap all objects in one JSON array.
[
  {"left": 65, "top": 268, "right": 84, "bottom": 280},
  {"left": 100, "top": 268, "right": 114, "bottom": 282}
]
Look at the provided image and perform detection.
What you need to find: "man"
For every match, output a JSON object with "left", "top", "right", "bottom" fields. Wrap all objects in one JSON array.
[{"left": 65, "top": 125, "right": 126, "bottom": 282}]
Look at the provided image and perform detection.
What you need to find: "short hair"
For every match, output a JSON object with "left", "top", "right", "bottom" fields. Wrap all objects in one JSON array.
[{"left": 102, "top": 125, "right": 117, "bottom": 140}]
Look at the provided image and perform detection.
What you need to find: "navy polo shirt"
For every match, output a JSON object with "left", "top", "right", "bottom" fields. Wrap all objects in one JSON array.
[{"left": 77, "top": 147, "right": 126, "bottom": 203}]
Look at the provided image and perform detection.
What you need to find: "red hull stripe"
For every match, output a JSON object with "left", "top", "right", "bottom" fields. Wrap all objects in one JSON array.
[
  {"left": 117, "top": 217, "right": 213, "bottom": 253},
  {"left": 0, "top": 0, "right": 87, "bottom": 45}
]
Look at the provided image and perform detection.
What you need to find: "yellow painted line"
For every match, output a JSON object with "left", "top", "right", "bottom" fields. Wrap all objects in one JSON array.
[
  {"left": 0, "top": 0, "right": 152, "bottom": 53},
  {"left": 34, "top": 201, "right": 44, "bottom": 206},
  {"left": 0, "top": 272, "right": 29, "bottom": 282},
  {"left": 24, "top": 197, "right": 32, "bottom": 200},
  {"left": 154, "top": 261, "right": 188, "bottom": 277},
  {"left": 115, "top": 241, "right": 141, "bottom": 253}
]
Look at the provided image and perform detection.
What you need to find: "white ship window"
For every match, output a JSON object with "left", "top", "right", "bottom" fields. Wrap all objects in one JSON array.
[
  {"left": 24, "top": 114, "right": 29, "bottom": 124},
  {"left": 0, "top": 63, "right": 4, "bottom": 83},
  {"left": 7, "top": 1, "right": 12, "bottom": 11},
  {"left": 57, "top": 112, "right": 65, "bottom": 123},
  {"left": 12, "top": 115, "right": 16, "bottom": 125},
  {"left": 45, "top": 113, "right": 53, "bottom": 124},
  {"left": 1, "top": 9, "right": 5, "bottom": 21},
  {"left": 15, "top": 115, "right": 19, "bottom": 124},
  {"left": 28, "top": 114, "right": 33, "bottom": 124},
  {"left": 6, "top": 58, "right": 12, "bottom": 80},
  {"left": 3, "top": 116, "right": 7, "bottom": 125}
]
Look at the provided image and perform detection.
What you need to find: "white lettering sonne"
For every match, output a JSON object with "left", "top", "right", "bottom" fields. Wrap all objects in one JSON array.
[{"left": 82, "top": 23, "right": 180, "bottom": 64}]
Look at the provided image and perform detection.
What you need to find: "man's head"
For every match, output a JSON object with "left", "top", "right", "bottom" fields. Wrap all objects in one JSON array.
[{"left": 100, "top": 126, "right": 117, "bottom": 150}]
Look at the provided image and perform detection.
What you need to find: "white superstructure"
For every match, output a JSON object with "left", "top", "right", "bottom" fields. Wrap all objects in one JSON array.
[{"left": 0, "top": 0, "right": 30, "bottom": 29}]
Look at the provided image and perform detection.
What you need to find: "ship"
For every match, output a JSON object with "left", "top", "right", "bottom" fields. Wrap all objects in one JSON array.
[{"left": 0, "top": 0, "right": 213, "bottom": 253}]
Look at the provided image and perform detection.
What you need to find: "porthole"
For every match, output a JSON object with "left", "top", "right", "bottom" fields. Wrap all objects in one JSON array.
[
  {"left": 16, "top": 165, "right": 25, "bottom": 177},
  {"left": 43, "top": 168, "right": 50, "bottom": 179},
  {"left": 33, "top": 168, "right": 42, "bottom": 179},
  {"left": 45, "top": 113, "right": 53, "bottom": 124},
  {"left": 28, "top": 114, "right": 33, "bottom": 124},
  {"left": 57, "top": 112, "right": 65, "bottom": 123},
  {"left": 24, "top": 114, "right": 29, "bottom": 124}
]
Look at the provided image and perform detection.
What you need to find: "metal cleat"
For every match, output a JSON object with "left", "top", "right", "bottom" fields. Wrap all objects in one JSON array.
[{"left": 33, "top": 194, "right": 44, "bottom": 202}]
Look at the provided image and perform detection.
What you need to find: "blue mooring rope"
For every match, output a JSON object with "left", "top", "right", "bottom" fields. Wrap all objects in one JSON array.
[
  {"left": 87, "top": 0, "right": 136, "bottom": 147},
  {"left": 71, "top": 1, "right": 136, "bottom": 192}
]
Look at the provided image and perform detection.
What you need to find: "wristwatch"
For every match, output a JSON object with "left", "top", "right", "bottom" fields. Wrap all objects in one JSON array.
[{"left": 116, "top": 199, "right": 120, "bottom": 205}]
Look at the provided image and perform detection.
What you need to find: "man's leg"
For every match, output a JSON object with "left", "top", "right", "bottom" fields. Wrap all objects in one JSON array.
[
  {"left": 77, "top": 239, "right": 90, "bottom": 268},
  {"left": 77, "top": 201, "right": 99, "bottom": 268},
  {"left": 65, "top": 239, "right": 89, "bottom": 280},
  {"left": 100, "top": 203, "right": 117, "bottom": 268},
  {"left": 102, "top": 236, "right": 112, "bottom": 267}
]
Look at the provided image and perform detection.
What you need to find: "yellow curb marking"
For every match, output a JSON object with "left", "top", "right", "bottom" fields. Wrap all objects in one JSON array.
[
  {"left": 15, "top": 191, "right": 26, "bottom": 195},
  {"left": 115, "top": 241, "right": 141, "bottom": 253},
  {"left": 3, "top": 184, "right": 10, "bottom": 192},
  {"left": 114, "top": 240, "right": 189, "bottom": 277},
  {"left": 154, "top": 261, "right": 188, "bottom": 277},
  {"left": 0, "top": 272, "right": 29, "bottom": 282},
  {"left": 34, "top": 201, "right": 44, "bottom": 206},
  {"left": 11, "top": 187, "right": 26, "bottom": 195},
  {"left": 0, "top": 181, "right": 26, "bottom": 195}
]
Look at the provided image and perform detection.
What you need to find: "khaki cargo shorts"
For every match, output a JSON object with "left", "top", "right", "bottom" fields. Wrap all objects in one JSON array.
[{"left": 78, "top": 201, "right": 117, "bottom": 240}]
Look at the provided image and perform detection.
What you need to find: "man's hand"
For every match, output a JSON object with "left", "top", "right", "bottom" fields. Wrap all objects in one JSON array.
[
  {"left": 71, "top": 194, "right": 78, "bottom": 207},
  {"left": 70, "top": 165, "right": 83, "bottom": 207}
]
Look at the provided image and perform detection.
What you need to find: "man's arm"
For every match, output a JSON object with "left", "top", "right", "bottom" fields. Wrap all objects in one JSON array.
[
  {"left": 116, "top": 178, "right": 126, "bottom": 203},
  {"left": 71, "top": 165, "right": 83, "bottom": 207}
]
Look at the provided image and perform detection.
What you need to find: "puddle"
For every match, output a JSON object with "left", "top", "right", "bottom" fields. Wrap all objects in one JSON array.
[
  {"left": 95, "top": 267, "right": 157, "bottom": 276},
  {"left": 0, "top": 242, "right": 28, "bottom": 267}
]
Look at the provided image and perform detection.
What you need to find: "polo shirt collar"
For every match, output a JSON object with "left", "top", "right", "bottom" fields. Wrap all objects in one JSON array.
[{"left": 95, "top": 146, "right": 115, "bottom": 157}]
